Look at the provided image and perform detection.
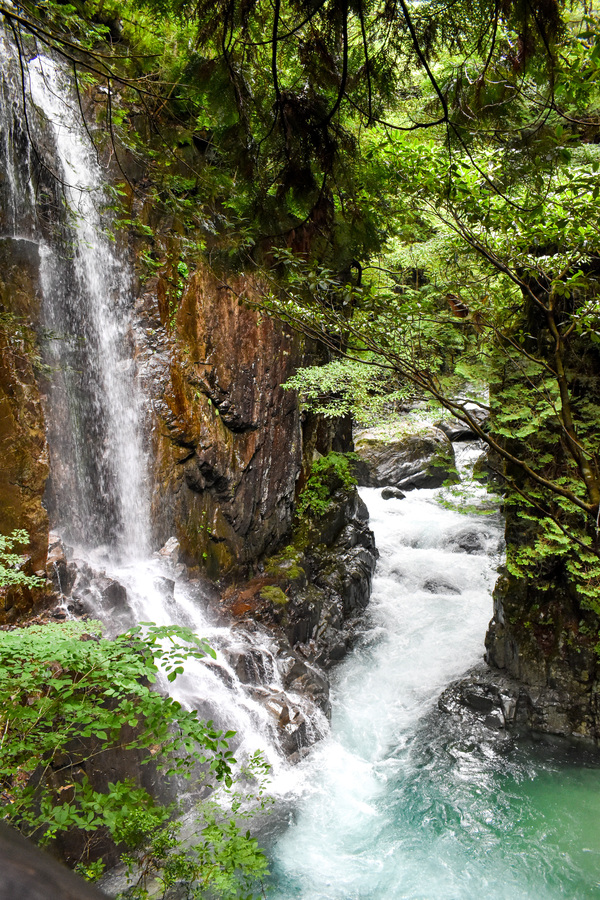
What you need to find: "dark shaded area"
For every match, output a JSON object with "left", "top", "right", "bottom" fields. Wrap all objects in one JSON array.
[{"left": 0, "top": 821, "right": 107, "bottom": 900}]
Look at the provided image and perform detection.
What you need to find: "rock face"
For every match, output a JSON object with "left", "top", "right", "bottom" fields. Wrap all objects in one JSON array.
[
  {"left": 0, "top": 239, "right": 50, "bottom": 623},
  {"left": 134, "top": 266, "right": 304, "bottom": 576},
  {"left": 484, "top": 561, "right": 600, "bottom": 742},
  {"left": 480, "top": 455, "right": 600, "bottom": 742},
  {"left": 353, "top": 425, "right": 458, "bottom": 491},
  {"left": 440, "top": 660, "right": 600, "bottom": 743},
  {"left": 220, "top": 482, "right": 378, "bottom": 728}
]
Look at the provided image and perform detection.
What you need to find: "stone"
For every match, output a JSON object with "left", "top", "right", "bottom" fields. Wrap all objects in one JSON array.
[
  {"left": 0, "top": 821, "right": 107, "bottom": 900},
  {"left": 353, "top": 425, "right": 458, "bottom": 491},
  {"left": 446, "top": 526, "right": 488, "bottom": 554},
  {"left": 231, "top": 648, "right": 270, "bottom": 685},
  {"left": 435, "top": 405, "right": 489, "bottom": 442},
  {"left": 156, "top": 536, "right": 181, "bottom": 562},
  {"left": 422, "top": 578, "right": 461, "bottom": 595},
  {"left": 381, "top": 488, "right": 406, "bottom": 500},
  {"left": 153, "top": 575, "right": 175, "bottom": 600},
  {"left": 100, "top": 579, "right": 128, "bottom": 609}
]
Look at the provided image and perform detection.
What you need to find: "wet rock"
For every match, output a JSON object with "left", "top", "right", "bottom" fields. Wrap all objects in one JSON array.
[
  {"left": 231, "top": 648, "right": 270, "bottom": 685},
  {"left": 446, "top": 527, "right": 488, "bottom": 554},
  {"left": 278, "top": 710, "right": 309, "bottom": 758},
  {"left": 0, "top": 242, "right": 50, "bottom": 622},
  {"left": 153, "top": 575, "right": 175, "bottom": 600},
  {"left": 381, "top": 488, "right": 406, "bottom": 500},
  {"left": 435, "top": 406, "right": 489, "bottom": 442},
  {"left": 156, "top": 536, "right": 181, "bottom": 562},
  {"left": 436, "top": 419, "right": 477, "bottom": 441},
  {"left": 201, "top": 660, "right": 234, "bottom": 690},
  {"left": 140, "top": 267, "right": 305, "bottom": 577},
  {"left": 100, "top": 579, "right": 128, "bottom": 609},
  {"left": 286, "top": 487, "right": 377, "bottom": 669},
  {"left": 484, "top": 556, "right": 600, "bottom": 742},
  {"left": 0, "top": 820, "right": 108, "bottom": 900},
  {"left": 58, "top": 559, "right": 132, "bottom": 632},
  {"left": 46, "top": 534, "right": 75, "bottom": 596},
  {"left": 423, "top": 578, "right": 461, "bottom": 595},
  {"left": 441, "top": 661, "right": 600, "bottom": 745},
  {"left": 49, "top": 607, "right": 67, "bottom": 620},
  {"left": 219, "top": 482, "right": 376, "bottom": 750},
  {"left": 354, "top": 425, "right": 458, "bottom": 492}
]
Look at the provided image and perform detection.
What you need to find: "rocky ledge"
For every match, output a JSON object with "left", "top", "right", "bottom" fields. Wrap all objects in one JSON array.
[
  {"left": 439, "top": 661, "right": 600, "bottom": 744},
  {"left": 219, "top": 482, "right": 378, "bottom": 755},
  {"left": 39, "top": 479, "right": 378, "bottom": 762},
  {"left": 353, "top": 424, "right": 459, "bottom": 492}
]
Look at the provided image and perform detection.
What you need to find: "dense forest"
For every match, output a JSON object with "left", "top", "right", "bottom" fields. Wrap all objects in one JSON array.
[
  {"left": 6, "top": 0, "right": 599, "bottom": 599},
  {"left": 1, "top": 0, "right": 600, "bottom": 895}
]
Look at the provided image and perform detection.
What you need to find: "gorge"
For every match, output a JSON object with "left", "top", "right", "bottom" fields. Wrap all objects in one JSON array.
[{"left": 1, "top": 2, "right": 600, "bottom": 898}]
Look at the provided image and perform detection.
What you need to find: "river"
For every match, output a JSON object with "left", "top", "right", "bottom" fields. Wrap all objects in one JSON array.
[
  {"left": 2, "top": 32, "right": 600, "bottom": 900},
  {"left": 267, "top": 450, "right": 600, "bottom": 900}
]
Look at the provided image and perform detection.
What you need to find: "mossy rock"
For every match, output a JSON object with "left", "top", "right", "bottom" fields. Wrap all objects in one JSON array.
[
  {"left": 265, "top": 545, "right": 306, "bottom": 585},
  {"left": 259, "top": 585, "right": 288, "bottom": 606}
]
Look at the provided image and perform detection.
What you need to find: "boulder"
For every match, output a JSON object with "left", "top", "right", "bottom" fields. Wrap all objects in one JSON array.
[
  {"left": 353, "top": 425, "right": 458, "bottom": 491},
  {"left": 0, "top": 821, "right": 107, "bottom": 900},
  {"left": 445, "top": 526, "right": 488, "bottom": 555},
  {"left": 381, "top": 488, "right": 406, "bottom": 500},
  {"left": 422, "top": 578, "right": 461, "bottom": 595},
  {"left": 435, "top": 404, "right": 489, "bottom": 442}
]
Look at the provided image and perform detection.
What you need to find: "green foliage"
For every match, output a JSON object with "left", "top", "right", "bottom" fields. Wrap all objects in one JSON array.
[
  {"left": 0, "top": 621, "right": 228, "bottom": 835},
  {"left": 0, "top": 620, "right": 266, "bottom": 896},
  {"left": 259, "top": 585, "right": 288, "bottom": 607},
  {"left": 116, "top": 752, "right": 271, "bottom": 899},
  {"left": 0, "top": 530, "right": 44, "bottom": 589},
  {"left": 296, "top": 452, "right": 357, "bottom": 520},
  {"left": 284, "top": 357, "right": 414, "bottom": 426}
]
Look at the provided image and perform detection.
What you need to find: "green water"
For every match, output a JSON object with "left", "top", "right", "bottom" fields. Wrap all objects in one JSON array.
[{"left": 267, "top": 484, "right": 600, "bottom": 899}]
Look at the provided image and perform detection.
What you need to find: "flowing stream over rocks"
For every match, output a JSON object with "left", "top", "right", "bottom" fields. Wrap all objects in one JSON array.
[
  {"left": 2, "top": 32, "right": 600, "bottom": 900},
  {"left": 266, "top": 448, "right": 600, "bottom": 899},
  {"left": 0, "top": 36, "right": 326, "bottom": 768}
]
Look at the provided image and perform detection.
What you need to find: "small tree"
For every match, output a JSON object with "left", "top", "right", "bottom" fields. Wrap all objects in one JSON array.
[{"left": 0, "top": 620, "right": 269, "bottom": 896}]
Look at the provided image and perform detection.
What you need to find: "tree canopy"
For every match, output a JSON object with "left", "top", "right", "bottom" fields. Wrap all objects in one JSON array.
[{"left": 3, "top": 0, "right": 600, "bottom": 606}]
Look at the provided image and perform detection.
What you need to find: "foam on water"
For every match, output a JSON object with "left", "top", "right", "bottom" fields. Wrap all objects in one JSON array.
[{"left": 267, "top": 452, "right": 600, "bottom": 900}]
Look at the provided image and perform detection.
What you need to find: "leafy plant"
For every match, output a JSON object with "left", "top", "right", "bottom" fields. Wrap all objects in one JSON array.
[
  {"left": 296, "top": 452, "right": 357, "bottom": 520},
  {"left": 0, "top": 620, "right": 267, "bottom": 896},
  {"left": 116, "top": 751, "right": 271, "bottom": 899},
  {"left": 0, "top": 530, "right": 44, "bottom": 589}
]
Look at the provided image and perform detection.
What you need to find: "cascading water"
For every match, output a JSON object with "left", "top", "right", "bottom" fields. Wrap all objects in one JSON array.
[
  {"left": 1, "top": 30, "right": 149, "bottom": 553},
  {"left": 0, "top": 31, "right": 324, "bottom": 769},
  {"left": 31, "top": 58, "right": 150, "bottom": 555},
  {"left": 266, "top": 446, "right": 600, "bottom": 899},
  {"left": 2, "top": 29, "right": 600, "bottom": 900}
]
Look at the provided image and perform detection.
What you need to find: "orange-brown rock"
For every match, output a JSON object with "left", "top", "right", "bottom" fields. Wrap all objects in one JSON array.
[
  {"left": 142, "top": 266, "right": 303, "bottom": 577},
  {"left": 0, "top": 238, "right": 49, "bottom": 621}
]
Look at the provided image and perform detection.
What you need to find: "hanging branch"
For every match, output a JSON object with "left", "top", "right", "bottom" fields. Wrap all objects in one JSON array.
[
  {"left": 323, "top": 0, "right": 349, "bottom": 124},
  {"left": 358, "top": 0, "right": 373, "bottom": 125}
]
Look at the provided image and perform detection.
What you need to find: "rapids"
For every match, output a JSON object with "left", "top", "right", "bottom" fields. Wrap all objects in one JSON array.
[
  {"left": 2, "top": 30, "right": 600, "bottom": 900},
  {"left": 266, "top": 451, "right": 600, "bottom": 899}
]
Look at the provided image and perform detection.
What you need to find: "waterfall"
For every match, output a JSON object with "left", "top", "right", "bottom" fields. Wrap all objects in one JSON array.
[
  {"left": 0, "top": 40, "right": 150, "bottom": 556},
  {"left": 0, "top": 30, "right": 325, "bottom": 771}
]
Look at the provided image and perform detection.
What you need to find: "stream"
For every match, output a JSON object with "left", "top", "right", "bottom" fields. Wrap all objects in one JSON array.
[
  {"left": 2, "top": 33, "right": 600, "bottom": 900},
  {"left": 267, "top": 457, "right": 600, "bottom": 900}
]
